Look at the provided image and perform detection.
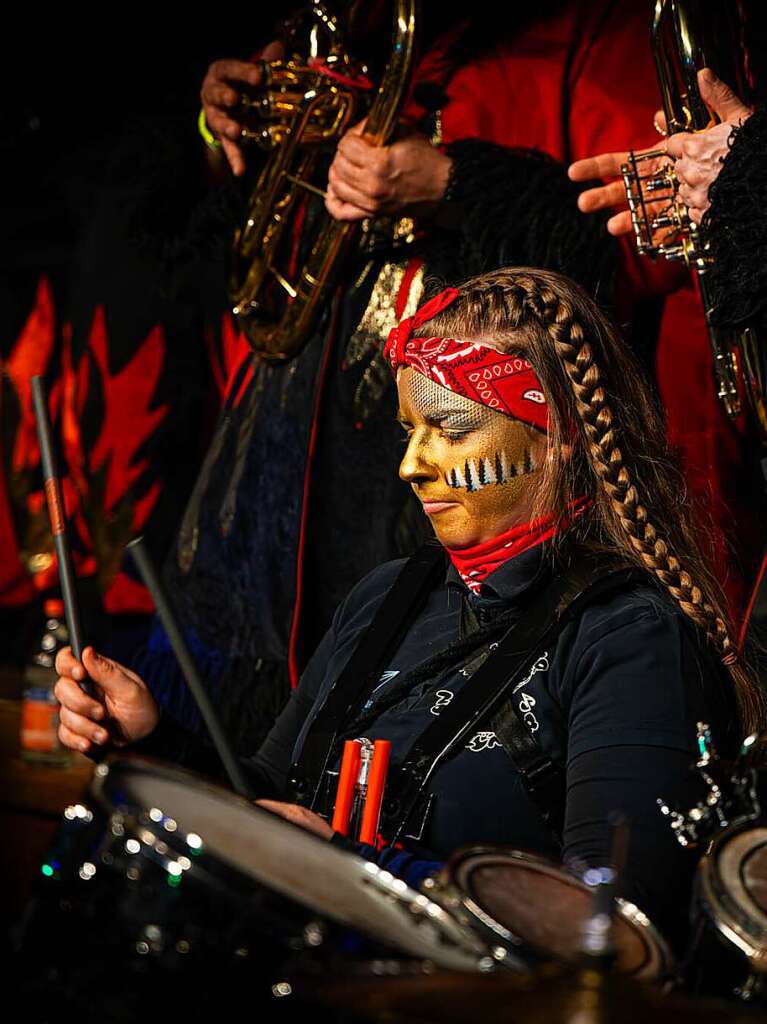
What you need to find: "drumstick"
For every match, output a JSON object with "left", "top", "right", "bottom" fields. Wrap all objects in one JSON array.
[
  {"left": 579, "top": 813, "right": 629, "bottom": 961},
  {"left": 127, "top": 536, "right": 254, "bottom": 800},
  {"left": 31, "top": 375, "right": 94, "bottom": 697},
  {"left": 332, "top": 740, "right": 362, "bottom": 836},
  {"left": 358, "top": 740, "right": 391, "bottom": 845}
]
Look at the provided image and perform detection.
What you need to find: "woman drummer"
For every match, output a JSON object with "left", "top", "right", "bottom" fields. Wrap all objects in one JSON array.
[{"left": 53, "top": 267, "right": 763, "bottom": 950}]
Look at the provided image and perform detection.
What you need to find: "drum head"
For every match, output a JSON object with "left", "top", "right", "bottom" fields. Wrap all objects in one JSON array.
[
  {"left": 743, "top": 841, "right": 767, "bottom": 916},
  {"left": 447, "top": 849, "right": 671, "bottom": 980},
  {"left": 91, "top": 756, "right": 486, "bottom": 971},
  {"left": 700, "top": 824, "right": 767, "bottom": 965}
]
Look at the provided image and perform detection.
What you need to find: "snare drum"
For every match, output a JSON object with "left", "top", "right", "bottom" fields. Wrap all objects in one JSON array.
[
  {"left": 688, "top": 820, "right": 767, "bottom": 1002},
  {"left": 424, "top": 848, "right": 673, "bottom": 982},
  {"left": 23, "top": 754, "right": 489, "bottom": 1016}
]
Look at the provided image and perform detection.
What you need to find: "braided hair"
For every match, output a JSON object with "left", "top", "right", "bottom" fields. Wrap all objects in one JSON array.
[{"left": 416, "top": 267, "right": 765, "bottom": 736}]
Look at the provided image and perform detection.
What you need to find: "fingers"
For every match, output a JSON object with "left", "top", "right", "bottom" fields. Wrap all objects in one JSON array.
[
  {"left": 260, "top": 40, "right": 285, "bottom": 62},
  {"left": 55, "top": 646, "right": 86, "bottom": 682},
  {"left": 59, "top": 706, "right": 109, "bottom": 748},
  {"left": 576, "top": 179, "right": 627, "bottom": 214},
  {"left": 325, "top": 183, "right": 368, "bottom": 222},
  {"left": 54, "top": 660, "right": 108, "bottom": 754},
  {"left": 255, "top": 800, "right": 333, "bottom": 839},
  {"left": 653, "top": 109, "right": 668, "bottom": 137},
  {"left": 568, "top": 152, "right": 628, "bottom": 182},
  {"left": 332, "top": 150, "right": 389, "bottom": 200},
  {"left": 328, "top": 165, "right": 383, "bottom": 215},
  {"left": 337, "top": 126, "right": 381, "bottom": 169},
  {"left": 686, "top": 205, "right": 707, "bottom": 226},
  {"left": 206, "top": 58, "right": 266, "bottom": 91},
  {"left": 203, "top": 81, "right": 239, "bottom": 109},
  {"left": 698, "top": 67, "right": 751, "bottom": 123},
  {"left": 674, "top": 155, "right": 706, "bottom": 187},
  {"left": 203, "top": 107, "right": 243, "bottom": 143},
  {"left": 54, "top": 674, "right": 104, "bottom": 720},
  {"left": 326, "top": 143, "right": 387, "bottom": 216},
  {"left": 606, "top": 210, "right": 634, "bottom": 237},
  {"left": 221, "top": 137, "right": 246, "bottom": 177},
  {"left": 80, "top": 647, "right": 136, "bottom": 698},
  {"left": 663, "top": 132, "right": 687, "bottom": 160},
  {"left": 59, "top": 722, "right": 94, "bottom": 755},
  {"left": 678, "top": 179, "right": 710, "bottom": 215},
  {"left": 256, "top": 798, "right": 287, "bottom": 815},
  {"left": 201, "top": 57, "right": 268, "bottom": 156}
]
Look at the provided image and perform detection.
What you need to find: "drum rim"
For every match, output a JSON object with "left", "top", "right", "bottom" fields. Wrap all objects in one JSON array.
[
  {"left": 430, "top": 846, "right": 673, "bottom": 981},
  {"left": 698, "top": 823, "right": 767, "bottom": 969},
  {"left": 86, "top": 754, "right": 490, "bottom": 970}
]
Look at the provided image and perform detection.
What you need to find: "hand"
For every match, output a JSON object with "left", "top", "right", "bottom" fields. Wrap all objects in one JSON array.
[
  {"left": 256, "top": 799, "right": 334, "bottom": 840},
  {"left": 665, "top": 68, "right": 752, "bottom": 224},
  {"left": 200, "top": 42, "right": 284, "bottom": 176},
  {"left": 568, "top": 144, "right": 668, "bottom": 238},
  {"left": 54, "top": 646, "right": 160, "bottom": 754},
  {"left": 326, "top": 121, "right": 452, "bottom": 222}
]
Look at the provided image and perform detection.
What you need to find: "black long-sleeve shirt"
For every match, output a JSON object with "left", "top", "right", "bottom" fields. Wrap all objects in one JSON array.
[{"left": 145, "top": 543, "right": 735, "bottom": 951}]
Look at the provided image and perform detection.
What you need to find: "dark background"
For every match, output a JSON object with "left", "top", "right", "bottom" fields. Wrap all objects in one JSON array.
[{"left": 0, "top": 1, "right": 765, "bottom": 667}]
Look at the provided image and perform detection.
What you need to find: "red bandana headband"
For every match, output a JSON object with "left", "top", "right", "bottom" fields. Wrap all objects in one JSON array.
[{"left": 384, "top": 288, "right": 549, "bottom": 433}]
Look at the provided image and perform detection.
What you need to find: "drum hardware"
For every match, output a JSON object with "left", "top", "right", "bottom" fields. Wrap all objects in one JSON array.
[
  {"left": 658, "top": 724, "right": 767, "bottom": 1002},
  {"left": 657, "top": 723, "right": 764, "bottom": 849},
  {"left": 25, "top": 754, "right": 493, "bottom": 1013},
  {"left": 423, "top": 847, "right": 673, "bottom": 982}
]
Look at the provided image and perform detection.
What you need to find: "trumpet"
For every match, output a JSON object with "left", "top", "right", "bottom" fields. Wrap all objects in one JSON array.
[
  {"left": 621, "top": 0, "right": 766, "bottom": 439},
  {"left": 230, "top": 1, "right": 418, "bottom": 362}
]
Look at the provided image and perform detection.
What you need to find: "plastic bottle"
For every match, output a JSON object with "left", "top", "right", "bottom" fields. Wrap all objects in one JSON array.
[{"left": 20, "top": 598, "right": 71, "bottom": 766}]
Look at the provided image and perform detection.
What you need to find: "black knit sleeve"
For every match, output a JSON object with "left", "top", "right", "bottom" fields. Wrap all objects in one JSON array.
[
  {"left": 705, "top": 107, "right": 767, "bottom": 328},
  {"left": 424, "top": 139, "right": 617, "bottom": 305}
]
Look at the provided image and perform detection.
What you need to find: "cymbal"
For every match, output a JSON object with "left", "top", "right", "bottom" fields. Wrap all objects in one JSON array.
[{"left": 307, "top": 965, "right": 767, "bottom": 1024}]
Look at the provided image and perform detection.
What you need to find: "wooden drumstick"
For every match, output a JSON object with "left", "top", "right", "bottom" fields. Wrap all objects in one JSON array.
[{"left": 31, "top": 375, "right": 94, "bottom": 697}]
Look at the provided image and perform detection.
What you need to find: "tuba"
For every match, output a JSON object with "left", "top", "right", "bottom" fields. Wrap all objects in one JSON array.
[
  {"left": 621, "top": 0, "right": 767, "bottom": 440},
  {"left": 229, "top": 1, "right": 418, "bottom": 362}
]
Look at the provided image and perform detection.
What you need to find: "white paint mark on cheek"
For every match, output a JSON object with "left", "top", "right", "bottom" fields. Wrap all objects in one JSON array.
[
  {"left": 444, "top": 449, "right": 539, "bottom": 491},
  {"left": 480, "top": 457, "right": 495, "bottom": 485}
]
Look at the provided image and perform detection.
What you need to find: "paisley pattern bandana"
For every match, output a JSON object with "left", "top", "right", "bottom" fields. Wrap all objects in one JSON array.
[{"left": 384, "top": 288, "right": 548, "bottom": 433}]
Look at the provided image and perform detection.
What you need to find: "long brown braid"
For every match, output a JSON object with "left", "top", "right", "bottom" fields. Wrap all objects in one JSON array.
[{"left": 415, "top": 266, "right": 765, "bottom": 736}]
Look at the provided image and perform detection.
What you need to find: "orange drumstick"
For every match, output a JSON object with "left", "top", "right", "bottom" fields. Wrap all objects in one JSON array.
[
  {"left": 332, "top": 740, "right": 362, "bottom": 836},
  {"left": 358, "top": 740, "right": 391, "bottom": 845}
]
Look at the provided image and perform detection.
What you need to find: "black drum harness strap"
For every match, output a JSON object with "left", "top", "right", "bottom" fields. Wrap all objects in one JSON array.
[{"left": 291, "top": 543, "right": 641, "bottom": 846}]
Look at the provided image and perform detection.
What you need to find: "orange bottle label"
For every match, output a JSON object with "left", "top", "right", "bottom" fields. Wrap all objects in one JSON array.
[{"left": 21, "top": 698, "right": 60, "bottom": 752}]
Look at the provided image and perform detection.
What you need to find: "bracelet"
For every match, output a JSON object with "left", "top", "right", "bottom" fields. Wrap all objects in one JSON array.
[{"left": 198, "top": 108, "right": 222, "bottom": 150}]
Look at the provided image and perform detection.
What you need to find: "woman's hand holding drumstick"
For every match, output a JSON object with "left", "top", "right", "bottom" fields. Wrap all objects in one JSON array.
[{"left": 54, "top": 647, "right": 159, "bottom": 754}]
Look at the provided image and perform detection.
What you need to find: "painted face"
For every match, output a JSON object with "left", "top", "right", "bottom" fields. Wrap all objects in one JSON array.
[{"left": 397, "top": 367, "right": 548, "bottom": 548}]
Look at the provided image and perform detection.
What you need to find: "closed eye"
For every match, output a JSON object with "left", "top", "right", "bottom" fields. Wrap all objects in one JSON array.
[
  {"left": 439, "top": 415, "right": 477, "bottom": 441},
  {"left": 441, "top": 426, "right": 473, "bottom": 441}
]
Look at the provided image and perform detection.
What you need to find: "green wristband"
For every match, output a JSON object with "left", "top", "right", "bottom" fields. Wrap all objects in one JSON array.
[{"left": 198, "top": 108, "right": 222, "bottom": 150}]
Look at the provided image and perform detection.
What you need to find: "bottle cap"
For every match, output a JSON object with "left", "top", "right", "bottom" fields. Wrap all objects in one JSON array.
[{"left": 43, "top": 598, "right": 65, "bottom": 618}]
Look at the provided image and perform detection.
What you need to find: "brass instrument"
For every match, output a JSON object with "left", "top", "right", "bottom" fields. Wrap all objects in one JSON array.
[
  {"left": 621, "top": 0, "right": 766, "bottom": 439},
  {"left": 230, "top": 1, "right": 418, "bottom": 362}
]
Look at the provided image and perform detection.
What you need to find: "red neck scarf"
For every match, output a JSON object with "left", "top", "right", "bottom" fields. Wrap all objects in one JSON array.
[
  {"left": 384, "top": 288, "right": 549, "bottom": 433},
  {"left": 447, "top": 499, "right": 590, "bottom": 594}
]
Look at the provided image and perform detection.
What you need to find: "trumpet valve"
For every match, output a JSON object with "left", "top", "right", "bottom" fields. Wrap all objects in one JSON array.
[{"left": 644, "top": 172, "right": 674, "bottom": 194}]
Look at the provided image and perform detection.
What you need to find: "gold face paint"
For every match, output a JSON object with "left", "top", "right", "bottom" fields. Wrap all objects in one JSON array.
[{"left": 397, "top": 367, "right": 547, "bottom": 548}]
